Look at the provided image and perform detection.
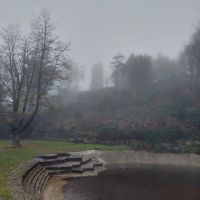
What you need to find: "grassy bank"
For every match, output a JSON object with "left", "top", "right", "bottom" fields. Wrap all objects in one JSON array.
[{"left": 0, "top": 140, "right": 129, "bottom": 200}]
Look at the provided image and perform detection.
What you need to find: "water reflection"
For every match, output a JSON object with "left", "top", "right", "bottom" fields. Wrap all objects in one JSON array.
[{"left": 64, "top": 164, "right": 200, "bottom": 200}]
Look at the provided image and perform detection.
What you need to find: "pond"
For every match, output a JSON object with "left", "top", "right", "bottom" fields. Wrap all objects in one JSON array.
[{"left": 64, "top": 164, "right": 200, "bottom": 200}]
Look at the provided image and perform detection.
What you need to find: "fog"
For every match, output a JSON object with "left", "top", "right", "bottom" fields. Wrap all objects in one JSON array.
[
  {"left": 0, "top": 0, "right": 200, "bottom": 90},
  {"left": 1, "top": 0, "right": 200, "bottom": 153}
]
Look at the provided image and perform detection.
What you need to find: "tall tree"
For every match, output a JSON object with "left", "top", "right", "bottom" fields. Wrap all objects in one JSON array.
[
  {"left": 111, "top": 52, "right": 126, "bottom": 89},
  {"left": 152, "top": 54, "right": 180, "bottom": 91},
  {"left": 90, "top": 62, "right": 104, "bottom": 90},
  {"left": 125, "top": 54, "right": 152, "bottom": 92},
  {"left": 183, "top": 23, "right": 200, "bottom": 88},
  {"left": 0, "top": 10, "right": 71, "bottom": 146}
]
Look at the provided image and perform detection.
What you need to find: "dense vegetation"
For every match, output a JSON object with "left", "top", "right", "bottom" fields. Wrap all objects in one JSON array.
[{"left": 23, "top": 87, "right": 199, "bottom": 152}]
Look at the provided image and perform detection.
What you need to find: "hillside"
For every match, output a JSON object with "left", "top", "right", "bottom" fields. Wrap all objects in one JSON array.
[{"left": 25, "top": 87, "right": 200, "bottom": 153}]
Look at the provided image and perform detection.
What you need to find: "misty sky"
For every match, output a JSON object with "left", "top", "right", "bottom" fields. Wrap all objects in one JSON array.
[{"left": 0, "top": 0, "right": 200, "bottom": 89}]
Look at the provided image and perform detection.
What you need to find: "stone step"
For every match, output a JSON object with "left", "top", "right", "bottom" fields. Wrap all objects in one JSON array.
[
  {"left": 39, "top": 156, "right": 82, "bottom": 166},
  {"left": 71, "top": 167, "right": 84, "bottom": 173},
  {"left": 34, "top": 171, "right": 49, "bottom": 197},
  {"left": 24, "top": 166, "right": 43, "bottom": 192},
  {"left": 82, "top": 163, "right": 95, "bottom": 171},
  {"left": 39, "top": 157, "right": 67, "bottom": 166},
  {"left": 35, "top": 174, "right": 50, "bottom": 200},
  {"left": 39, "top": 173, "right": 50, "bottom": 193},
  {"left": 57, "top": 153, "right": 70, "bottom": 157},
  {"left": 35, "top": 171, "right": 48, "bottom": 191},
  {"left": 48, "top": 166, "right": 85, "bottom": 175},
  {"left": 81, "top": 161, "right": 102, "bottom": 171},
  {"left": 27, "top": 168, "right": 44, "bottom": 194},
  {"left": 94, "top": 162, "right": 103, "bottom": 167},
  {"left": 36, "top": 153, "right": 70, "bottom": 160},
  {"left": 81, "top": 156, "right": 93, "bottom": 164},
  {"left": 46, "top": 161, "right": 81, "bottom": 170},
  {"left": 37, "top": 154, "right": 59, "bottom": 160},
  {"left": 30, "top": 168, "right": 46, "bottom": 193},
  {"left": 81, "top": 159, "right": 103, "bottom": 170},
  {"left": 22, "top": 163, "right": 39, "bottom": 185},
  {"left": 46, "top": 166, "right": 73, "bottom": 171},
  {"left": 22, "top": 162, "right": 40, "bottom": 182},
  {"left": 65, "top": 156, "right": 82, "bottom": 162},
  {"left": 48, "top": 169, "right": 73, "bottom": 176}
]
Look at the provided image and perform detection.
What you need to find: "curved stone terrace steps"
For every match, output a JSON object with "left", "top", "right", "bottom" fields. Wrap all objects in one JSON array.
[{"left": 21, "top": 152, "right": 105, "bottom": 200}]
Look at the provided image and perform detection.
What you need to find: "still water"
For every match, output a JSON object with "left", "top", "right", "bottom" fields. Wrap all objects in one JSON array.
[{"left": 64, "top": 164, "right": 200, "bottom": 200}]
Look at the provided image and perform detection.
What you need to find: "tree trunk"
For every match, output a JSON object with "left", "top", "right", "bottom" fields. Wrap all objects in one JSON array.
[{"left": 11, "top": 133, "right": 22, "bottom": 147}]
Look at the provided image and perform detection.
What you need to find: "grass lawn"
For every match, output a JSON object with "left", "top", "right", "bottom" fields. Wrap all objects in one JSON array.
[{"left": 0, "top": 140, "right": 129, "bottom": 200}]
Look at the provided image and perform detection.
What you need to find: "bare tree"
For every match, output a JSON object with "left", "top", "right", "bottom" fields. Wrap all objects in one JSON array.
[
  {"left": 0, "top": 63, "right": 4, "bottom": 108},
  {"left": 0, "top": 10, "right": 71, "bottom": 146}
]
